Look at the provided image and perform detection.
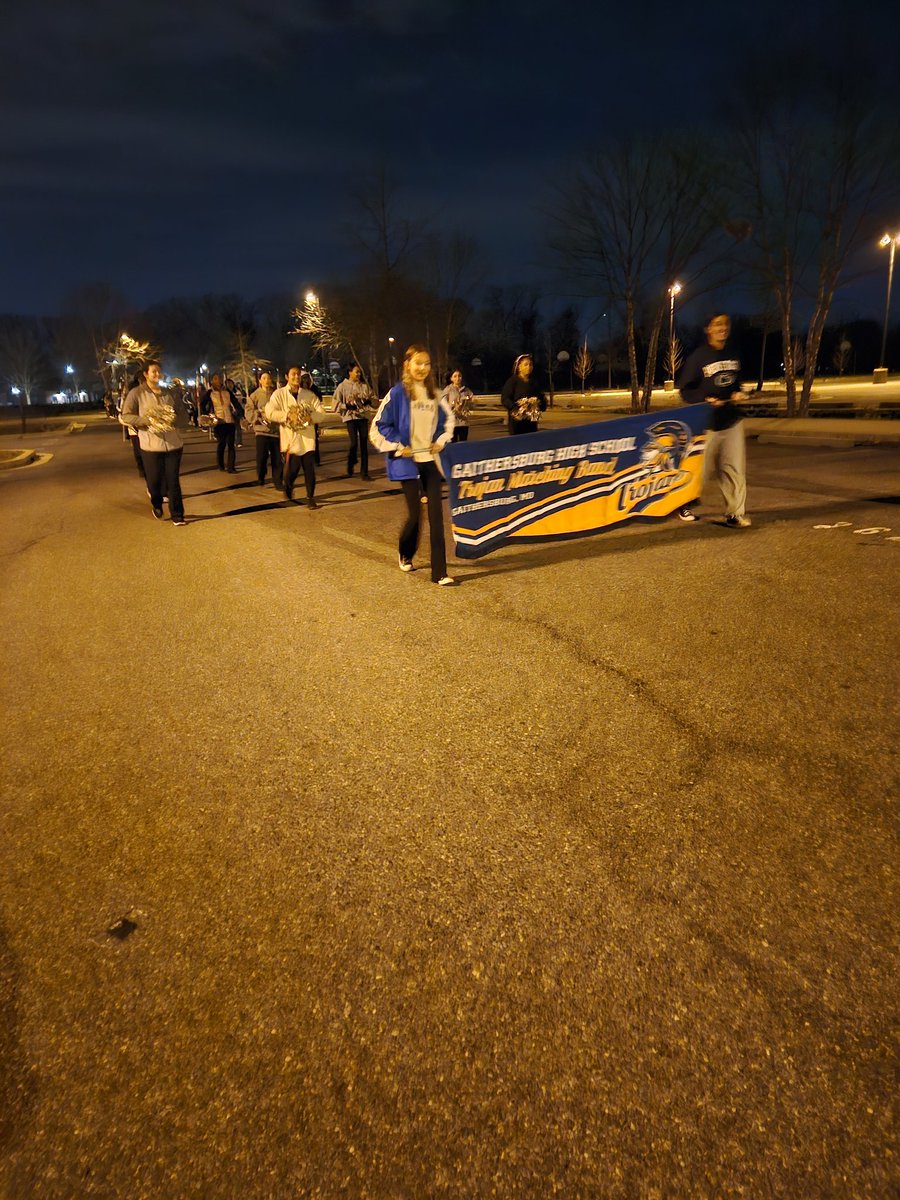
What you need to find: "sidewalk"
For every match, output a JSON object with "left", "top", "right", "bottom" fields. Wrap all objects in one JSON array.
[{"left": 471, "top": 391, "right": 900, "bottom": 446}]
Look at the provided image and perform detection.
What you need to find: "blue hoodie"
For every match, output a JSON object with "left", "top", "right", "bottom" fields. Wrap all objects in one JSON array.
[{"left": 370, "top": 382, "right": 455, "bottom": 481}]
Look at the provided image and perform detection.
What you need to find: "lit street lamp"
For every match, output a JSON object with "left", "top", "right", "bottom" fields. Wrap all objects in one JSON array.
[
  {"left": 387, "top": 336, "right": 396, "bottom": 386},
  {"left": 666, "top": 282, "right": 683, "bottom": 389},
  {"left": 65, "top": 363, "right": 79, "bottom": 400},
  {"left": 875, "top": 232, "right": 900, "bottom": 383}
]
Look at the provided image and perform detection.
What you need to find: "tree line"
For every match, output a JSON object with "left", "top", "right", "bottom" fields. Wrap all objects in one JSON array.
[{"left": 2, "top": 51, "right": 898, "bottom": 420}]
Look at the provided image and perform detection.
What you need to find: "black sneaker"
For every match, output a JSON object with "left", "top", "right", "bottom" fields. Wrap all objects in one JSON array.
[
  {"left": 308, "top": 497, "right": 319, "bottom": 509},
  {"left": 151, "top": 504, "right": 164, "bottom": 520},
  {"left": 172, "top": 517, "right": 188, "bottom": 527},
  {"left": 361, "top": 473, "right": 372, "bottom": 481},
  {"left": 725, "top": 514, "right": 752, "bottom": 528},
  {"left": 677, "top": 506, "right": 698, "bottom": 522}
]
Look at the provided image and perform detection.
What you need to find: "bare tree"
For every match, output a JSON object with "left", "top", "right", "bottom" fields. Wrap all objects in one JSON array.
[
  {"left": 291, "top": 292, "right": 364, "bottom": 383},
  {"left": 732, "top": 57, "right": 900, "bottom": 415},
  {"left": 416, "top": 232, "right": 485, "bottom": 380},
  {"left": 832, "top": 333, "right": 852, "bottom": 376},
  {"left": 99, "top": 331, "right": 158, "bottom": 399},
  {"left": 0, "top": 318, "right": 52, "bottom": 432},
  {"left": 575, "top": 341, "right": 593, "bottom": 392},
  {"left": 663, "top": 336, "right": 684, "bottom": 384},
  {"left": 549, "top": 137, "right": 728, "bottom": 412},
  {"left": 60, "top": 282, "right": 134, "bottom": 393}
]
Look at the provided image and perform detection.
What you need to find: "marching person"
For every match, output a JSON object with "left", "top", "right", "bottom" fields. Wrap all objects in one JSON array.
[
  {"left": 120, "top": 360, "right": 189, "bottom": 525},
  {"left": 201, "top": 372, "right": 242, "bottom": 474},
  {"left": 119, "top": 370, "right": 147, "bottom": 480},
  {"left": 370, "top": 344, "right": 456, "bottom": 585},
  {"left": 677, "top": 312, "right": 751, "bottom": 528},
  {"left": 300, "top": 371, "right": 324, "bottom": 466},
  {"left": 265, "top": 365, "right": 326, "bottom": 508},
  {"left": 225, "top": 377, "right": 245, "bottom": 447},
  {"left": 501, "top": 353, "right": 546, "bottom": 435},
  {"left": 333, "top": 363, "right": 375, "bottom": 479},
  {"left": 441, "top": 368, "right": 475, "bottom": 442},
  {"left": 243, "top": 371, "right": 282, "bottom": 488}
]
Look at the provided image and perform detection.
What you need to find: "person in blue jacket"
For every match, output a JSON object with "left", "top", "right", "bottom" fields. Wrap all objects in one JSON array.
[{"left": 370, "top": 344, "right": 456, "bottom": 585}]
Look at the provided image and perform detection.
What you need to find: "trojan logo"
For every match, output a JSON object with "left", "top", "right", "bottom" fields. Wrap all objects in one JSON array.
[
  {"left": 619, "top": 420, "right": 693, "bottom": 513},
  {"left": 639, "top": 420, "right": 691, "bottom": 472}
]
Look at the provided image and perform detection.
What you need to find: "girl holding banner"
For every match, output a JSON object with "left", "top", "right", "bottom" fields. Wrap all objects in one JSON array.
[{"left": 370, "top": 345, "right": 457, "bottom": 585}]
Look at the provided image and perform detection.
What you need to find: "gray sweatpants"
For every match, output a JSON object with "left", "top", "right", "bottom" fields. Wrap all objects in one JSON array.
[{"left": 703, "top": 420, "right": 747, "bottom": 518}]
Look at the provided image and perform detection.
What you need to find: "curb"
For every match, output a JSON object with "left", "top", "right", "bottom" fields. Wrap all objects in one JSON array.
[
  {"left": 0, "top": 449, "right": 37, "bottom": 470},
  {"left": 745, "top": 418, "right": 900, "bottom": 447}
]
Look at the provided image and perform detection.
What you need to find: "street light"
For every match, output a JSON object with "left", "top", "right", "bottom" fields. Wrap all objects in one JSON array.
[
  {"left": 875, "top": 232, "right": 900, "bottom": 382},
  {"left": 666, "top": 282, "right": 683, "bottom": 389},
  {"left": 305, "top": 291, "right": 318, "bottom": 306},
  {"left": 387, "top": 336, "right": 396, "bottom": 386},
  {"left": 65, "top": 363, "right": 79, "bottom": 401}
]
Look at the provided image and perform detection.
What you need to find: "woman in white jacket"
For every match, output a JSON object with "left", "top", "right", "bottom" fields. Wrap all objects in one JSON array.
[{"left": 265, "top": 366, "right": 326, "bottom": 508}]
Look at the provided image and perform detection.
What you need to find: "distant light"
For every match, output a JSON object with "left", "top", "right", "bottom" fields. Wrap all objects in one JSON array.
[
  {"left": 305, "top": 291, "right": 318, "bottom": 305},
  {"left": 65, "top": 364, "right": 75, "bottom": 374},
  {"left": 881, "top": 233, "right": 900, "bottom": 247},
  {"left": 11, "top": 386, "right": 21, "bottom": 395},
  {"left": 668, "top": 282, "right": 683, "bottom": 297},
  {"left": 200, "top": 363, "right": 208, "bottom": 372}
]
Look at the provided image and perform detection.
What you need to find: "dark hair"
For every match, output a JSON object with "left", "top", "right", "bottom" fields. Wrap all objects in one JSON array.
[
  {"left": 144, "top": 360, "right": 161, "bottom": 372},
  {"left": 704, "top": 312, "right": 730, "bottom": 328},
  {"left": 286, "top": 364, "right": 302, "bottom": 374}
]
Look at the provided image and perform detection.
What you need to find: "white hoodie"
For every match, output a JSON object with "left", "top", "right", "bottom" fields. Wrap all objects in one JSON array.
[{"left": 265, "top": 386, "right": 325, "bottom": 455}]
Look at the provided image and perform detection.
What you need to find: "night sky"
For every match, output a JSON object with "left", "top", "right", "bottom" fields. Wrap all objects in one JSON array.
[{"left": 3, "top": 0, "right": 898, "bottom": 319}]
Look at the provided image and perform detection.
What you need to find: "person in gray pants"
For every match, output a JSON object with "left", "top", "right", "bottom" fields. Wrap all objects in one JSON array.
[{"left": 677, "top": 312, "right": 751, "bottom": 528}]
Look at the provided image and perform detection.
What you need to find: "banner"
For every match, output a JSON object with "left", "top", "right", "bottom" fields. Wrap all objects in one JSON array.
[{"left": 442, "top": 405, "right": 710, "bottom": 559}]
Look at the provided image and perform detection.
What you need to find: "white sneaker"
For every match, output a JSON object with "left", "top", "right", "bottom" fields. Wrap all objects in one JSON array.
[
  {"left": 399, "top": 557, "right": 414, "bottom": 573},
  {"left": 436, "top": 576, "right": 456, "bottom": 586}
]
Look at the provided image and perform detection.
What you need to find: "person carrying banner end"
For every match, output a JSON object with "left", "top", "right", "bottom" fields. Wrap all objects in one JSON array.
[{"left": 676, "top": 312, "right": 751, "bottom": 527}]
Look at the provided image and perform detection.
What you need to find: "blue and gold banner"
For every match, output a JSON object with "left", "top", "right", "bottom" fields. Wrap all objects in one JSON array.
[{"left": 442, "top": 405, "right": 710, "bottom": 559}]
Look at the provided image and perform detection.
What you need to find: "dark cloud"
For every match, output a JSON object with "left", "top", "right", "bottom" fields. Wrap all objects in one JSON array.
[{"left": 1, "top": 0, "right": 897, "bottom": 313}]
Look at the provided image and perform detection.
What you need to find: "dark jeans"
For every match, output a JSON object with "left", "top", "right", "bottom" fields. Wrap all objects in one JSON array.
[
  {"left": 129, "top": 434, "right": 146, "bottom": 478},
  {"left": 345, "top": 418, "right": 370, "bottom": 474},
  {"left": 509, "top": 418, "right": 538, "bottom": 435},
  {"left": 141, "top": 447, "right": 184, "bottom": 519},
  {"left": 255, "top": 435, "right": 283, "bottom": 487},
  {"left": 399, "top": 460, "right": 446, "bottom": 582},
  {"left": 214, "top": 423, "right": 236, "bottom": 470},
  {"left": 452, "top": 425, "right": 469, "bottom": 443},
  {"left": 284, "top": 450, "right": 316, "bottom": 500}
]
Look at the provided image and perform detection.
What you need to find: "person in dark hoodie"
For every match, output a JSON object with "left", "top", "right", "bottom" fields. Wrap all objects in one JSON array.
[
  {"left": 500, "top": 353, "right": 546, "bottom": 435},
  {"left": 676, "top": 312, "right": 751, "bottom": 528}
]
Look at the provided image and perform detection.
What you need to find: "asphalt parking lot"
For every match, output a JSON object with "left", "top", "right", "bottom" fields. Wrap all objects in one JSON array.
[{"left": 1, "top": 417, "right": 897, "bottom": 1198}]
